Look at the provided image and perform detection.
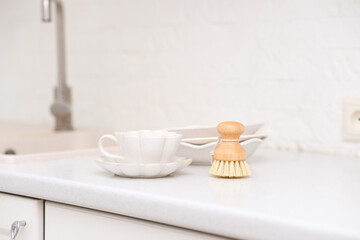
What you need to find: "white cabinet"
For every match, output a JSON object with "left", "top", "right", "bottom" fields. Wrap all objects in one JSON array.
[
  {"left": 45, "top": 202, "right": 228, "bottom": 240},
  {"left": 0, "top": 194, "right": 229, "bottom": 240},
  {"left": 0, "top": 193, "right": 43, "bottom": 240}
]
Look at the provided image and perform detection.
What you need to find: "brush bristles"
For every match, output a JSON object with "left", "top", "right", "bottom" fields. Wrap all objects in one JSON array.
[{"left": 210, "top": 159, "right": 251, "bottom": 178}]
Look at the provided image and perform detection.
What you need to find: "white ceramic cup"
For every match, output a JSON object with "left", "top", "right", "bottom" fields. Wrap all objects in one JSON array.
[{"left": 98, "top": 130, "right": 181, "bottom": 163}]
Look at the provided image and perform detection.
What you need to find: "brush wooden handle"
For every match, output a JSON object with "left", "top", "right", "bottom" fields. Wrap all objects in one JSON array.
[{"left": 213, "top": 121, "right": 246, "bottom": 161}]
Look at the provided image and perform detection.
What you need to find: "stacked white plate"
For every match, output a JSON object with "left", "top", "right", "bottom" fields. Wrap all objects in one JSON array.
[{"left": 168, "top": 123, "right": 267, "bottom": 165}]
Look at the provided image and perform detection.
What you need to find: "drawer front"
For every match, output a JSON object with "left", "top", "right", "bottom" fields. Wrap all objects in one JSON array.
[
  {"left": 45, "top": 202, "right": 228, "bottom": 240},
  {"left": 0, "top": 193, "right": 43, "bottom": 240}
]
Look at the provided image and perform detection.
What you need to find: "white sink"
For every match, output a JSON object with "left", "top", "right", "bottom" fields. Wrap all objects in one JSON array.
[{"left": 0, "top": 123, "right": 113, "bottom": 163}]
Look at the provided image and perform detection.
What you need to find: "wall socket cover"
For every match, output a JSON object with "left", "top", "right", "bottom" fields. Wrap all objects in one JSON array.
[{"left": 343, "top": 98, "right": 360, "bottom": 142}]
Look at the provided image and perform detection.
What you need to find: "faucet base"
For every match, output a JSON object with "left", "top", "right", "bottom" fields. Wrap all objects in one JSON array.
[
  {"left": 52, "top": 86, "right": 73, "bottom": 131},
  {"left": 54, "top": 117, "right": 73, "bottom": 131}
]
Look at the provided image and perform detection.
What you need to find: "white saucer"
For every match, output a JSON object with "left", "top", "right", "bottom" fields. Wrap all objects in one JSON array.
[{"left": 96, "top": 156, "right": 192, "bottom": 178}]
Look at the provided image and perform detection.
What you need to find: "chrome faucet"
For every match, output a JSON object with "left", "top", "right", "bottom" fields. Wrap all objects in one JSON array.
[{"left": 41, "top": 0, "right": 73, "bottom": 131}]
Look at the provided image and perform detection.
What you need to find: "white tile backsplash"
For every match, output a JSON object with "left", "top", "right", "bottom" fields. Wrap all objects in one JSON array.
[{"left": 0, "top": 0, "right": 360, "bottom": 155}]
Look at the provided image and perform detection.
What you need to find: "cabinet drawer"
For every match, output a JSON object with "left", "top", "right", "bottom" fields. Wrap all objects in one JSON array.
[
  {"left": 0, "top": 193, "right": 43, "bottom": 240},
  {"left": 45, "top": 202, "right": 228, "bottom": 240}
]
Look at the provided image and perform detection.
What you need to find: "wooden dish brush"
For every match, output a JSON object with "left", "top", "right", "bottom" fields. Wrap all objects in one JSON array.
[{"left": 209, "top": 121, "right": 251, "bottom": 178}]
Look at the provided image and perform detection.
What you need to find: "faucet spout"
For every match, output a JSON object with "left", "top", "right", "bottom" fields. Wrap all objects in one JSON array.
[
  {"left": 41, "top": 0, "right": 73, "bottom": 131},
  {"left": 41, "top": 0, "right": 51, "bottom": 22}
]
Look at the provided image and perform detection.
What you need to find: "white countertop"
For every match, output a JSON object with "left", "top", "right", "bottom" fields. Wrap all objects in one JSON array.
[{"left": 0, "top": 149, "right": 360, "bottom": 240}]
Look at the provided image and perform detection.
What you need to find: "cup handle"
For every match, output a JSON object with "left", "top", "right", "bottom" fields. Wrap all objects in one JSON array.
[{"left": 98, "top": 135, "right": 123, "bottom": 159}]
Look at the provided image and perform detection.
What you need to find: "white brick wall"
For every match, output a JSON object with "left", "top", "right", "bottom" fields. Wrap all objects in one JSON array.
[{"left": 0, "top": 0, "right": 360, "bottom": 156}]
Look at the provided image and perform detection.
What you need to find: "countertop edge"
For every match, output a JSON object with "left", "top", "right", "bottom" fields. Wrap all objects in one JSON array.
[{"left": 0, "top": 169, "right": 359, "bottom": 240}]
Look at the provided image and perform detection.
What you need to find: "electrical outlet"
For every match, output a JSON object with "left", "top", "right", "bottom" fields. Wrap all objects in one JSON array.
[{"left": 343, "top": 98, "right": 360, "bottom": 141}]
